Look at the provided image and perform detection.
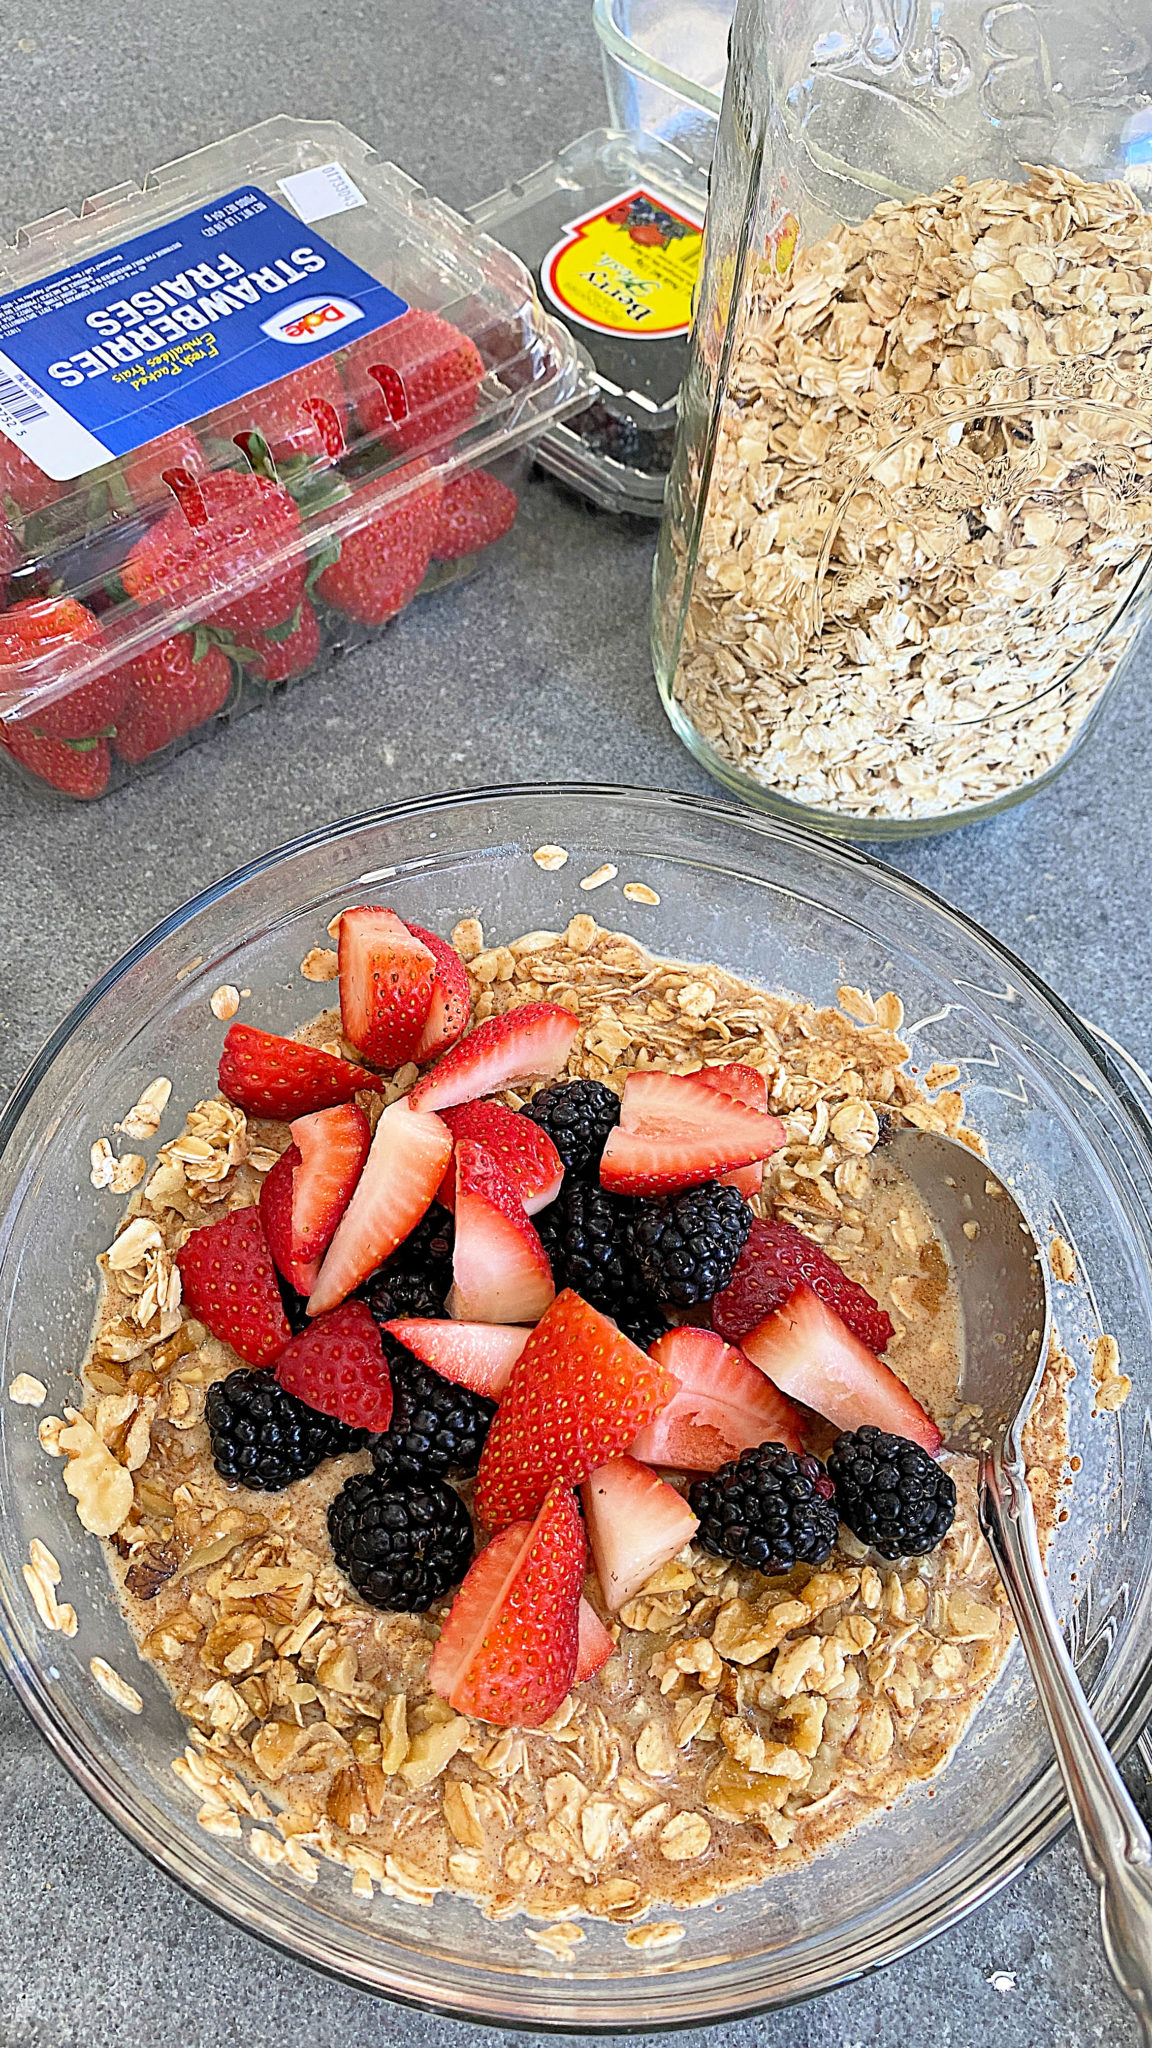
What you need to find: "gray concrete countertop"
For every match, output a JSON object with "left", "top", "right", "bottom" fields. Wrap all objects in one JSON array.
[{"left": 0, "top": 5, "right": 1148, "bottom": 2045}]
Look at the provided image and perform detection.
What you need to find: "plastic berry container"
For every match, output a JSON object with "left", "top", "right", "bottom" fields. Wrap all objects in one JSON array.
[
  {"left": 469, "top": 131, "right": 708, "bottom": 518},
  {"left": 0, "top": 117, "right": 593, "bottom": 799}
]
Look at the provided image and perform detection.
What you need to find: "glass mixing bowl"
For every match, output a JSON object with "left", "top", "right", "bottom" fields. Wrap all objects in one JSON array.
[{"left": 1, "top": 784, "right": 1150, "bottom": 2030}]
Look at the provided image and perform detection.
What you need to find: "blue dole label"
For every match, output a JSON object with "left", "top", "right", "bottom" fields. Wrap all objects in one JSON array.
[{"left": 0, "top": 186, "right": 409, "bottom": 481}]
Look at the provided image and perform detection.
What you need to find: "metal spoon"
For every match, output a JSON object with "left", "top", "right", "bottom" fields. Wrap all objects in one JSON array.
[{"left": 887, "top": 1126, "right": 1152, "bottom": 2042}]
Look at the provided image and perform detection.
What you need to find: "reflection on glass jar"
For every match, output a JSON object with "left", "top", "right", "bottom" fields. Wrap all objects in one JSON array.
[{"left": 652, "top": 0, "right": 1152, "bottom": 834}]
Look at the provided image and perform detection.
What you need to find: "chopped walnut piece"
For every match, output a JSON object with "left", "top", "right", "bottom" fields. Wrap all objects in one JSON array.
[{"left": 59, "top": 1409, "right": 134, "bottom": 1536}]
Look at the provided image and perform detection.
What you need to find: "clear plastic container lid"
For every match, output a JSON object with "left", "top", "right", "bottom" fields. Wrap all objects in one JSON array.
[
  {"left": 0, "top": 116, "right": 592, "bottom": 740},
  {"left": 468, "top": 131, "right": 708, "bottom": 517}
]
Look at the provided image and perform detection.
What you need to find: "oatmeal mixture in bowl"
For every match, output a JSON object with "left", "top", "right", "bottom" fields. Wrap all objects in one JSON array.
[{"left": 47, "top": 901, "right": 1076, "bottom": 1935}]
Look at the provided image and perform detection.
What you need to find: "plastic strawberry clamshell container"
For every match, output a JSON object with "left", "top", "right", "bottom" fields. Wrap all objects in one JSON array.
[{"left": 0, "top": 118, "right": 594, "bottom": 799}]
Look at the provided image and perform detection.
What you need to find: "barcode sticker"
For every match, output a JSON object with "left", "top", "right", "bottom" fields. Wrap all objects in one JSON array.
[
  {"left": 0, "top": 366, "right": 49, "bottom": 428},
  {"left": 0, "top": 349, "right": 111, "bottom": 480}
]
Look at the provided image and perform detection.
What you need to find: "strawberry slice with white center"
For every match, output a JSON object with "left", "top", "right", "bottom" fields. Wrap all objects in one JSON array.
[
  {"left": 575, "top": 1599, "right": 615, "bottom": 1682},
  {"left": 600, "top": 1069, "right": 785, "bottom": 1197},
  {"left": 474, "top": 1290, "right": 678, "bottom": 1529},
  {"left": 407, "top": 921, "right": 470, "bottom": 1062},
  {"left": 307, "top": 1098, "right": 453, "bottom": 1314},
  {"left": 258, "top": 1101, "right": 372, "bottom": 1297},
  {"left": 382, "top": 1317, "right": 530, "bottom": 1399},
  {"left": 437, "top": 1100, "right": 563, "bottom": 1215},
  {"left": 429, "top": 1478, "right": 584, "bottom": 1727},
  {"left": 697, "top": 1063, "right": 768, "bottom": 1198},
  {"left": 741, "top": 1282, "right": 943, "bottom": 1453},
  {"left": 338, "top": 906, "right": 436, "bottom": 1067},
  {"left": 581, "top": 1455, "right": 699, "bottom": 1614},
  {"left": 447, "top": 1139, "right": 555, "bottom": 1324},
  {"left": 629, "top": 1325, "right": 804, "bottom": 1469},
  {"left": 408, "top": 1001, "right": 578, "bottom": 1114}
]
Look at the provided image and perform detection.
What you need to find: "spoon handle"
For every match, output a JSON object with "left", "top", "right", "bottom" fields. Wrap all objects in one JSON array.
[{"left": 981, "top": 1455, "right": 1152, "bottom": 2045}]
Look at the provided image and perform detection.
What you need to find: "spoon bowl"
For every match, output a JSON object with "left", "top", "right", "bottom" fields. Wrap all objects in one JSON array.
[{"left": 889, "top": 1123, "right": 1152, "bottom": 2044}]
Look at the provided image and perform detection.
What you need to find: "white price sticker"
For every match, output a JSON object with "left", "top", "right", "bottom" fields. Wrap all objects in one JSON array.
[{"left": 277, "top": 163, "right": 367, "bottom": 225}]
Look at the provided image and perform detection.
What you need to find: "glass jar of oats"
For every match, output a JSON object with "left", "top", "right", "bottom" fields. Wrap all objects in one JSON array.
[{"left": 652, "top": 0, "right": 1152, "bottom": 834}]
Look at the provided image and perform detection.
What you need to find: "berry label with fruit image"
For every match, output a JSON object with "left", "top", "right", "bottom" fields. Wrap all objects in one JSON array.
[
  {"left": 540, "top": 187, "right": 703, "bottom": 342},
  {"left": 0, "top": 187, "right": 409, "bottom": 481}
]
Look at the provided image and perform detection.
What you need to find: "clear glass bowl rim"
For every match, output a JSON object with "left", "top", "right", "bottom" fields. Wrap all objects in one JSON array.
[{"left": 2, "top": 778, "right": 1151, "bottom": 2031}]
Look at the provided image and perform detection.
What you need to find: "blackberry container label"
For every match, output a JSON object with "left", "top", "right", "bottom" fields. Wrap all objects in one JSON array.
[
  {"left": 541, "top": 186, "right": 703, "bottom": 342},
  {"left": 0, "top": 186, "right": 408, "bottom": 480}
]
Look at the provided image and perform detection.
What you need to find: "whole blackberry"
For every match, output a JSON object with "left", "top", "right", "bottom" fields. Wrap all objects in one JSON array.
[
  {"left": 543, "top": 1177, "right": 663, "bottom": 1337},
  {"left": 328, "top": 1469, "right": 473, "bottom": 1611},
  {"left": 828, "top": 1426, "right": 956, "bottom": 1559},
  {"left": 206, "top": 1369, "right": 365, "bottom": 1491},
  {"left": 362, "top": 1202, "right": 454, "bottom": 1324},
  {"left": 372, "top": 1337, "right": 496, "bottom": 1479},
  {"left": 523, "top": 1079, "right": 621, "bottom": 1178},
  {"left": 630, "top": 1182, "right": 752, "bottom": 1307},
  {"left": 689, "top": 1443, "right": 839, "bottom": 1576}
]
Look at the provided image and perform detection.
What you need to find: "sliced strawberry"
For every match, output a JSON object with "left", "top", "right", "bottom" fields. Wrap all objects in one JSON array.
[
  {"left": 697, "top": 1063, "right": 768, "bottom": 1198},
  {"left": 581, "top": 1455, "right": 699, "bottom": 1614},
  {"left": 600, "top": 1069, "right": 785, "bottom": 1196},
  {"left": 446, "top": 1139, "right": 555, "bottom": 1325},
  {"left": 259, "top": 1144, "right": 313, "bottom": 1294},
  {"left": 218, "top": 1023, "right": 383, "bottom": 1120},
  {"left": 629, "top": 1326, "right": 804, "bottom": 1469},
  {"left": 575, "top": 1599, "right": 614, "bottom": 1683},
  {"left": 338, "top": 906, "right": 436, "bottom": 1068},
  {"left": 474, "top": 1290, "right": 677, "bottom": 1529},
  {"left": 408, "top": 1002, "right": 578, "bottom": 1113},
  {"left": 382, "top": 1317, "right": 529, "bottom": 1399},
  {"left": 429, "top": 1479, "right": 584, "bottom": 1727},
  {"left": 275, "top": 1298, "right": 393, "bottom": 1432},
  {"left": 711, "top": 1216, "right": 895, "bottom": 1354},
  {"left": 176, "top": 1207, "right": 290, "bottom": 1367},
  {"left": 741, "top": 1283, "right": 941, "bottom": 1453},
  {"left": 290, "top": 1100, "right": 371, "bottom": 1266},
  {"left": 438, "top": 1101, "right": 563, "bottom": 1215},
  {"left": 307, "top": 1099, "right": 453, "bottom": 1314},
  {"left": 404, "top": 921, "right": 470, "bottom": 1062}
]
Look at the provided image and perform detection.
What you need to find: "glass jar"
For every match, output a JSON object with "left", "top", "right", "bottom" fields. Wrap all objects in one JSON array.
[{"left": 652, "top": 0, "right": 1152, "bottom": 835}]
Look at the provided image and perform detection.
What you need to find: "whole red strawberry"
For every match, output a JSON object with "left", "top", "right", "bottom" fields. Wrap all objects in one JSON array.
[
  {"left": 112, "top": 627, "right": 233, "bottom": 763},
  {"left": 229, "top": 357, "right": 350, "bottom": 466},
  {"left": 218, "top": 1022, "right": 384, "bottom": 1119},
  {"left": 341, "top": 309, "right": 484, "bottom": 453},
  {"left": 121, "top": 427, "right": 209, "bottom": 512},
  {"left": 176, "top": 1206, "right": 291, "bottom": 1366},
  {"left": 0, "top": 598, "right": 127, "bottom": 740},
  {"left": 315, "top": 468, "right": 441, "bottom": 625},
  {"left": 0, "top": 505, "right": 18, "bottom": 605},
  {"left": 432, "top": 470, "right": 518, "bottom": 562},
  {"left": 245, "top": 599, "right": 321, "bottom": 685},
  {"left": 122, "top": 469, "right": 306, "bottom": 638},
  {"left": 710, "top": 1215, "right": 895, "bottom": 1354},
  {"left": 0, "top": 436, "right": 59, "bottom": 514},
  {"left": 1, "top": 724, "right": 110, "bottom": 798},
  {"left": 275, "top": 1298, "right": 393, "bottom": 1431}
]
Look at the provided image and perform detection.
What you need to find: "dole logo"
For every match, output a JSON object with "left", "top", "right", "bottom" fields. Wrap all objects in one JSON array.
[{"left": 260, "top": 294, "right": 364, "bottom": 345}]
